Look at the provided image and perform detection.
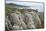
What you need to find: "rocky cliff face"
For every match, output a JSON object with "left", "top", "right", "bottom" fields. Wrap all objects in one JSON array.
[{"left": 5, "top": 9, "right": 43, "bottom": 31}]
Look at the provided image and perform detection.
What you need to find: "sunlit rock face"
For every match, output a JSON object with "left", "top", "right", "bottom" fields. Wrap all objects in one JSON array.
[
  {"left": 9, "top": 10, "right": 27, "bottom": 29},
  {"left": 28, "top": 12, "right": 41, "bottom": 28},
  {"left": 5, "top": 17, "right": 13, "bottom": 31},
  {"left": 6, "top": 9, "right": 42, "bottom": 30},
  {"left": 13, "top": 24, "right": 23, "bottom": 30},
  {"left": 23, "top": 11, "right": 36, "bottom": 29}
]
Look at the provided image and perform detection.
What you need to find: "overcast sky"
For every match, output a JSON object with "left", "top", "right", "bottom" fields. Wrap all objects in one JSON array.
[
  {"left": 6, "top": 0, "right": 44, "bottom": 12},
  {"left": 6, "top": 0, "right": 44, "bottom": 2}
]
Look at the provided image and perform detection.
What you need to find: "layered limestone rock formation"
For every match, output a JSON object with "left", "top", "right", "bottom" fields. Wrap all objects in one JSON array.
[{"left": 5, "top": 9, "right": 42, "bottom": 31}]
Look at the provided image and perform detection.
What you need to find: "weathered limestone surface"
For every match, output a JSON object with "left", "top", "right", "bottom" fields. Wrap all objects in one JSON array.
[{"left": 5, "top": 10, "right": 42, "bottom": 31}]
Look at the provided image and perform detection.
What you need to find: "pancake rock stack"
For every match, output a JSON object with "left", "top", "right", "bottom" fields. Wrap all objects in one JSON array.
[{"left": 5, "top": 9, "right": 42, "bottom": 30}]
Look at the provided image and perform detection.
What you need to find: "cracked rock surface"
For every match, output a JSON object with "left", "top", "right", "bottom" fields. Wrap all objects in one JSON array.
[{"left": 5, "top": 10, "right": 44, "bottom": 31}]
